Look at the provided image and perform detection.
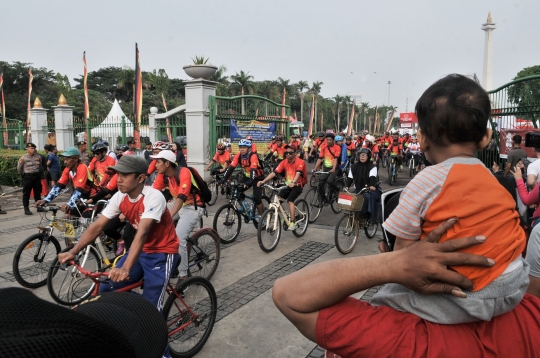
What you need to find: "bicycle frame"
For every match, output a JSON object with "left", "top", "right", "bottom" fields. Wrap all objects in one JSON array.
[{"left": 263, "top": 185, "right": 307, "bottom": 230}]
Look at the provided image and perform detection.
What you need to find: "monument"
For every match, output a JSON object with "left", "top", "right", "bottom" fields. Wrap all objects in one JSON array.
[{"left": 481, "top": 12, "right": 496, "bottom": 90}]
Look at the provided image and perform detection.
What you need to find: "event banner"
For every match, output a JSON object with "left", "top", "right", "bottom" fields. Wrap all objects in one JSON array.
[
  {"left": 499, "top": 128, "right": 540, "bottom": 159},
  {"left": 399, "top": 112, "right": 418, "bottom": 124},
  {"left": 230, "top": 119, "right": 275, "bottom": 142}
]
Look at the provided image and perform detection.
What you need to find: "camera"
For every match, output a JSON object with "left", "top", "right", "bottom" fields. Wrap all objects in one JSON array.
[{"left": 525, "top": 133, "right": 540, "bottom": 148}]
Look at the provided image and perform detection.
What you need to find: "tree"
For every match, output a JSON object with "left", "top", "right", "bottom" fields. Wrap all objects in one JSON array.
[
  {"left": 210, "top": 65, "right": 229, "bottom": 96},
  {"left": 230, "top": 70, "right": 254, "bottom": 114},
  {"left": 148, "top": 69, "right": 170, "bottom": 97},
  {"left": 310, "top": 81, "right": 323, "bottom": 130},
  {"left": 360, "top": 102, "right": 370, "bottom": 132},
  {"left": 333, "top": 95, "right": 343, "bottom": 131},
  {"left": 296, "top": 80, "right": 309, "bottom": 124},
  {"left": 507, "top": 65, "right": 540, "bottom": 124}
]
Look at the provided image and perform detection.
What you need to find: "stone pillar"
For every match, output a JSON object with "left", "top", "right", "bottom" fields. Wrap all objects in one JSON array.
[
  {"left": 30, "top": 97, "right": 48, "bottom": 150},
  {"left": 481, "top": 12, "right": 496, "bottom": 90},
  {"left": 149, "top": 107, "right": 158, "bottom": 144},
  {"left": 52, "top": 95, "right": 74, "bottom": 151},
  {"left": 184, "top": 79, "right": 217, "bottom": 179}
]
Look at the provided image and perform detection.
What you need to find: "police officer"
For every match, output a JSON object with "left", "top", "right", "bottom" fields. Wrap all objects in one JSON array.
[
  {"left": 77, "top": 141, "right": 90, "bottom": 166},
  {"left": 17, "top": 143, "right": 43, "bottom": 215}
]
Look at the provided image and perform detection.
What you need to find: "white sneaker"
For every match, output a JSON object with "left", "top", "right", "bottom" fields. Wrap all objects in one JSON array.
[{"left": 288, "top": 222, "right": 297, "bottom": 230}]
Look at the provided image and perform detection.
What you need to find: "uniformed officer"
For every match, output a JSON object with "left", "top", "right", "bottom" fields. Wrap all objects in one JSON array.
[
  {"left": 77, "top": 141, "right": 90, "bottom": 166},
  {"left": 17, "top": 143, "right": 43, "bottom": 215}
]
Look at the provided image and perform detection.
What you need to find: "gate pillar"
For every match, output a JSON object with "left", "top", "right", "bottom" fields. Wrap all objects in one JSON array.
[
  {"left": 184, "top": 79, "right": 217, "bottom": 179},
  {"left": 30, "top": 97, "right": 49, "bottom": 150},
  {"left": 52, "top": 99, "right": 74, "bottom": 151}
]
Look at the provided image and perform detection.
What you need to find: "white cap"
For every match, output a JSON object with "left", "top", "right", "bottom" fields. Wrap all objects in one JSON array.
[
  {"left": 149, "top": 150, "right": 177, "bottom": 163},
  {"left": 366, "top": 135, "right": 376, "bottom": 142}
]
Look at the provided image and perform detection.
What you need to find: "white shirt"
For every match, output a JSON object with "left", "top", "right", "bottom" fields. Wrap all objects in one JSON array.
[{"left": 527, "top": 158, "right": 540, "bottom": 184}]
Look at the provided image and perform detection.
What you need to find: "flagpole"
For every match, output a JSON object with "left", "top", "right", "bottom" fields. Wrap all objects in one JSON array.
[
  {"left": 26, "top": 68, "right": 33, "bottom": 144},
  {"left": 134, "top": 43, "right": 143, "bottom": 149},
  {"left": 0, "top": 73, "right": 7, "bottom": 147},
  {"left": 347, "top": 101, "right": 355, "bottom": 136},
  {"left": 83, "top": 52, "right": 90, "bottom": 144}
]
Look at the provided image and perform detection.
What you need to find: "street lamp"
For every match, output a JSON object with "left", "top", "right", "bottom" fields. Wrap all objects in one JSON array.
[{"left": 387, "top": 81, "right": 391, "bottom": 106}]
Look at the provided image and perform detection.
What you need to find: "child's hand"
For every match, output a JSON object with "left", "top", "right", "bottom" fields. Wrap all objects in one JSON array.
[{"left": 511, "top": 166, "right": 522, "bottom": 180}]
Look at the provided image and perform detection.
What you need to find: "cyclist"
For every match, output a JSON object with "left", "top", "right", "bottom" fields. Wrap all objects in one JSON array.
[
  {"left": 220, "top": 139, "right": 265, "bottom": 217},
  {"left": 205, "top": 143, "right": 231, "bottom": 181},
  {"left": 304, "top": 135, "right": 314, "bottom": 162},
  {"left": 309, "top": 131, "right": 327, "bottom": 158},
  {"left": 35, "top": 147, "right": 100, "bottom": 215},
  {"left": 362, "top": 135, "right": 380, "bottom": 167},
  {"left": 151, "top": 150, "right": 205, "bottom": 283},
  {"left": 258, "top": 145, "right": 307, "bottom": 230},
  {"left": 246, "top": 135, "right": 257, "bottom": 153},
  {"left": 344, "top": 147, "right": 380, "bottom": 219},
  {"left": 344, "top": 135, "right": 357, "bottom": 164},
  {"left": 289, "top": 134, "right": 301, "bottom": 154},
  {"left": 271, "top": 135, "right": 287, "bottom": 163},
  {"left": 313, "top": 132, "right": 342, "bottom": 202},
  {"left": 387, "top": 137, "right": 404, "bottom": 170},
  {"left": 263, "top": 135, "right": 277, "bottom": 160},
  {"left": 146, "top": 141, "right": 169, "bottom": 177},
  {"left": 404, "top": 135, "right": 422, "bottom": 172},
  {"left": 97, "top": 139, "right": 117, "bottom": 162},
  {"left": 88, "top": 142, "right": 116, "bottom": 186}
]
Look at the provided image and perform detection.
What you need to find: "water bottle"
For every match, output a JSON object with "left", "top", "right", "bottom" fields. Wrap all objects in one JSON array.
[
  {"left": 237, "top": 200, "right": 244, "bottom": 212},
  {"left": 243, "top": 200, "right": 252, "bottom": 213}
]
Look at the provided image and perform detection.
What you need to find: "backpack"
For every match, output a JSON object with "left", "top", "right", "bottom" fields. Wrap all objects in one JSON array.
[{"left": 165, "top": 166, "right": 212, "bottom": 206}]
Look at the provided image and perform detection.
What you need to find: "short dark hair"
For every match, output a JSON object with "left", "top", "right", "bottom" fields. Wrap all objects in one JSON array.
[
  {"left": 415, "top": 74, "right": 490, "bottom": 146},
  {"left": 127, "top": 140, "right": 135, "bottom": 145},
  {"left": 513, "top": 135, "right": 522, "bottom": 145},
  {"left": 146, "top": 142, "right": 152, "bottom": 146}
]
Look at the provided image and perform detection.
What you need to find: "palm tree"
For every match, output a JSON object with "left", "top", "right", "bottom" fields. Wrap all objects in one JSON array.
[
  {"left": 296, "top": 80, "right": 309, "bottom": 124},
  {"left": 230, "top": 70, "right": 254, "bottom": 114},
  {"left": 333, "top": 95, "right": 344, "bottom": 132},
  {"left": 360, "top": 102, "right": 370, "bottom": 132},
  {"left": 210, "top": 65, "right": 229, "bottom": 95},
  {"left": 117, "top": 66, "right": 135, "bottom": 102},
  {"left": 310, "top": 81, "right": 323, "bottom": 130},
  {"left": 256, "top": 80, "right": 279, "bottom": 102}
]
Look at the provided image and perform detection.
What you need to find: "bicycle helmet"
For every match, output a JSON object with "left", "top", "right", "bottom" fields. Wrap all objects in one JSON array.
[
  {"left": 271, "top": 135, "right": 276, "bottom": 140},
  {"left": 318, "top": 131, "right": 325, "bottom": 137},
  {"left": 276, "top": 135, "right": 283, "bottom": 141},
  {"left": 117, "top": 144, "right": 129, "bottom": 152},
  {"left": 92, "top": 142, "right": 108, "bottom": 153},
  {"left": 365, "top": 135, "right": 375, "bottom": 143},
  {"left": 358, "top": 147, "right": 372, "bottom": 160},
  {"left": 335, "top": 135, "right": 343, "bottom": 141},
  {"left": 217, "top": 143, "right": 226, "bottom": 150},
  {"left": 98, "top": 140, "right": 109, "bottom": 147},
  {"left": 152, "top": 141, "right": 164, "bottom": 150},
  {"left": 246, "top": 135, "right": 253, "bottom": 141},
  {"left": 238, "top": 139, "right": 252, "bottom": 147}
]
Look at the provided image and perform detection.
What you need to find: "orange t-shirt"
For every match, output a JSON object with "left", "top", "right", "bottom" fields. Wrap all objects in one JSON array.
[
  {"left": 152, "top": 168, "right": 203, "bottom": 207},
  {"left": 383, "top": 158, "right": 525, "bottom": 291}
]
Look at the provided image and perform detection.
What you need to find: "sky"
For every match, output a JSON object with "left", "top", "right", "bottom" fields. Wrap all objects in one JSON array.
[{"left": 2, "top": 0, "right": 539, "bottom": 115}]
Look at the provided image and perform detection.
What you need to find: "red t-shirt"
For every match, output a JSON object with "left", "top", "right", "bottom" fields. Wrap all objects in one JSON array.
[
  {"left": 388, "top": 142, "right": 402, "bottom": 155},
  {"left": 147, "top": 159, "right": 156, "bottom": 175},
  {"left": 152, "top": 167, "right": 203, "bottom": 206},
  {"left": 212, "top": 151, "right": 231, "bottom": 167},
  {"left": 274, "top": 157, "right": 307, "bottom": 186},
  {"left": 319, "top": 144, "right": 341, "bottom": 169},
  {"left": 345, "top": 142, "right": 356, "bottom": 157},
  {"left": 316, "top": 294, "right": 540, "bottom": 358},
  {"left": 272, "top": 144, "right": 287, "bottom": 160},
  {"left": 289, "top": 140, "right": 300, "bottom": 152},
  {"left": 88, "top": 155, "right": 116, "bottom": 186},
  {"left": 101, "top": 186, "right": 179, "bottom": 254},
  {"left": 58, "top": 163, "right": 99, "bottom": 196},
  {"left": 313, "top": 138, "right": 326, "bottom": 150},
  {"left": 230, "top": 152, "right": 264, "bottom": 178},
  {"left": 105, "top": 173, "right": 118, "bottom": 191}
]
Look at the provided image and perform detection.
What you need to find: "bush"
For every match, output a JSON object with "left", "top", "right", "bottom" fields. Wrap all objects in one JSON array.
[{"left": 0, "top": 149, "right": 55, "bottom": 186}]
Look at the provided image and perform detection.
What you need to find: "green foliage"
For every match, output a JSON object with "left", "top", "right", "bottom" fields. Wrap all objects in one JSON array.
[
  {"left": 507, "top": 65, "right": 540, "bottom": 122},
  {"left": 191, "top": 56, "right": 209, "bottom": 65}
]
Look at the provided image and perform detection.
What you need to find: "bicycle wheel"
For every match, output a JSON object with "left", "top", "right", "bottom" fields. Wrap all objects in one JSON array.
[
  {"left": 364, "top": 213, "right": 379, "bottom": 239},
  {"left": 187, "top": 230, "right": 220, "bottom": 280},
  {"left": 252, "top": 195, "right": 271, "bottom": 229},
  {"left": 13, "top": 233, "right": 61, "bottom": 288},
  {"left": 309, "top": 173, "right": 316, "bottom": 187},
  {"left": 212, "top": 204, "right": 241, "bottom": 244},
  {"left": 305, "top": 187, "right": 322, "bottom": 223},
  {"left": 292, "top": 199, "right": 309, "bottom": 237},
  {"left": 409, "top": 159, "right": 414, "bottom": 178},
  {"left": 257, "top": 208, "right": 282, "bottom": 253},
  {"left": 387, "top": 160, "right": 391, "bottom": 178},
  {"left": 207, "top": 180, "right": 218, "bottom": 206},
  {"left": 334, "top": 213, "right": 358, "bottom": 254},
  {"left": 163, "top": 276, "right": 217, "bottom": 358},
  {"left": 330, "top": 181, "right": 345, "bottom": 214},
  {"left": 382, "top": 155, "right": 388, "bottom": 168},
  {"left": 47, "top": 246, "right": 102, "bottom": 306}
]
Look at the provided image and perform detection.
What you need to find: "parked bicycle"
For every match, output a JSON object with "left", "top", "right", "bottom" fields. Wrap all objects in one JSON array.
[
  {"left": 334, "top": 187, "right": 380, "bottom": 254},
  {"left": 62, "top": 260, "right": 217, "bottom": 358},
  {"left": 212, "top": 183, "right": 270, "bottom": 244},
  {"left": 304, "top": 171, "right": 346, "bottom": 222},
  {"left": 257, "top": 185, "right": 310, "bottom": 252}
]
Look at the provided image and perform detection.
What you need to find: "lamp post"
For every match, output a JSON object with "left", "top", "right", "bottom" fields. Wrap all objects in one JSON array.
[{"left": 387, "top": 81, "right": 391, "bottom": 106}]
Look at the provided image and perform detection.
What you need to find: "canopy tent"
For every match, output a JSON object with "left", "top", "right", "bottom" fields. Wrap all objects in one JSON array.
[{"left": 91, "top": 99, "right": 134, "bottom": 137}]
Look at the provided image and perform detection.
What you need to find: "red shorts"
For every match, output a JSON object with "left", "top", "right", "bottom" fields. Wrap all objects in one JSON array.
[{"left": 316, "top": 294, "right": 540, "bottom": 358}]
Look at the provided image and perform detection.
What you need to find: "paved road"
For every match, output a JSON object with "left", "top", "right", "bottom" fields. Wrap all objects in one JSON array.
[{"left": 0, "top": 160, "right": 412, "bottom": 358}]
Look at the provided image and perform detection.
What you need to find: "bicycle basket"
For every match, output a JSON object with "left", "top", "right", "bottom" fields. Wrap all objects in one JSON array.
[
  {"left": 337, "top": 192, "right": 364, "bottom": 211},
  {"left": 52, "top": 217, "right": 90, "bottom": 238}
]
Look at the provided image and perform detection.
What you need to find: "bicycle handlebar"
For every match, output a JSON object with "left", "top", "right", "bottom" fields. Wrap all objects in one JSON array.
[
  {"left": 62, "top": 260, "right": 108, "bottom": 278},
  {"left": 262, "top": 184, "right": 288, "bottom": 191}
]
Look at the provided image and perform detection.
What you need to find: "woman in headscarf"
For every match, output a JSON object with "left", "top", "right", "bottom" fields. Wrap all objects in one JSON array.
[
  {"left": 345, "top": 148, "right": 381, "bottom": 220},
  {"left": 171, "top": 142, "right": 187, "bottom": 167}
]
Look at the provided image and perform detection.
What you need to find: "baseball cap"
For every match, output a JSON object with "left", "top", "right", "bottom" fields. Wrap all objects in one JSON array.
[
  {"left": 0, "top": 288, "right": 167, "bottom": 358},
  {"left": 149, "top": 150, "right": 177, "bottom": 164},
  {"left": 366, "top": 135, "right": 376, "bottom": 142},
  {"left": 59, "top": 147, "right": 81, "bottom": 157},
  {"left": 26, "top": 143, "right": 36, "bottom": 148},
  {"left": 109, "top": 155, "right": 148, "bottom": 174}
]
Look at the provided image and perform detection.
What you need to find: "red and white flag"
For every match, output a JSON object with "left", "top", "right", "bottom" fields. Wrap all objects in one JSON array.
[
  {"left": 26, "top": 68, "right": 33, "bottom": 143},
  {"left": 0, "top": 72, "right": 7, "bottom": 146}
]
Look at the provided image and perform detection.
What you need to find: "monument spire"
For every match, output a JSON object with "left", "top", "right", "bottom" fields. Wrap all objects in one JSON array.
[{"left": 481, "top": 12, "right": 496, "bottom": 90}]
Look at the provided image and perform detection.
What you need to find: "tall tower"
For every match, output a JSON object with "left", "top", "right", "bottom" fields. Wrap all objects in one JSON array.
[{"left": 481, "top": 12, "right": 496, "bottom": 90}]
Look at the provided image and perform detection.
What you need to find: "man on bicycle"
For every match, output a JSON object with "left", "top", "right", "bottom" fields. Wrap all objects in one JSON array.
[
  {"left": 88, "top": 142, "right": 116, "bottom": 186},
  {"left": 58, "top": 155, "right": 180, "bottom": 313},
  {"left": 344, "top": 136, "right": 356, "bottom": 164},
  {"left": 404, "top": 135, "right": 422, "bottom": 172},
  {"left": 205, "top": 143, "right": 231, "bottom": 182},
  {"left": 271, "top": 135, "right": 287, "bottom": 163},
  {"left": 314, "top": 132, "right": 342, "bottom": 202},
  {"left": 35, "top": 147, "right": 100, "bottom": 215},
  {"left": 309, "top": 131, "right": 327, "bottom": 158},
  {"left": 221, "top": 139, "right": 266, "bottom": 217},
  {"left": 263, "top": 135, "right": 277, "bottom": 160},
  {"left": 259, "top": 145, "right": 307, "bottom": 230},
  {"left": 387, "top": 137, "right": 404, "bottom": 169}
]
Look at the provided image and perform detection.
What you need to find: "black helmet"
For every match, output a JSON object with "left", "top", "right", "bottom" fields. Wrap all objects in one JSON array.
[
  {"left": 92, "top": 142, "right": 108, "bottom": 153},
  {"left": 358, "top": 147, "right": 372, "bottom": 160},
  {"left": 276, "top": 135, "right": 283, "bottom": 141},
  {"left": 117, "top": 144, "right": 129, "bottom": 152}
]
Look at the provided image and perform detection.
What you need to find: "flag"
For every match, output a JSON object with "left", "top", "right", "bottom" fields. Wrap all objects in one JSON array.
[
  {"left": 83, "top": 52, "right": 89, "bottom": 120},
  {"left": 133, "top": 43, "right": 143, "bottom": 148},
  {"left": 347, "top": 101, "right": 355, "bottom": 136},
  {"left": 26, "top": 68, "right": 33, "bottom": 143},
  {"left": 371, "top": 105, "right": 378, "bottom": 134},
  {"left": 0, "top": 72, "right": 7, "bottom": 146},
  {"left": 281, "top": 87, "right": 286, "bottom": 119},
  {"left": 308, "top": 94, "right": 315, "bottom": 136},
  {"left": 161, "top": 93, "right": 173, "bottom": 143},
  {"left": 385, "top": 108, "right": 397, "bottom": 133}
]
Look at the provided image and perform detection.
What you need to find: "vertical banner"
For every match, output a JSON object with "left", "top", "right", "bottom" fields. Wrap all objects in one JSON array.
[
  {"left": 0, "top": 72, "right": 7, "bottom": 146},
  {"left": 281, "top": 87, "right": 286, "bottom": 119},
  {"left": 83, "top": 52, "right": 90, "bottom": 144},
  {"left": 133, "top": 43, "right": 143, "bottom": 149},
  {"left": 347, "top": 100, "right": 355, "bottom": 135},
  {"left": 26, "top": 68, "right": 33, "bottom": 143},
  {"left": 308, "top": 94, "right": 315, "bottom": 136},
  {"left": 385, "top": 109, "right": 396, "bottom": 133},
  {"left": 371, "top": 106, "right": 378, "bottom": 134},
  {"left": 161, "top": 93, "right": 173, "bottom": 143}
]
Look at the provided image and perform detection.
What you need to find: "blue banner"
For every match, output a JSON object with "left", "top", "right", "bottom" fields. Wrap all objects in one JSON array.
[{"left": 230, "top": 119, "right": 275, "bottom": 142}]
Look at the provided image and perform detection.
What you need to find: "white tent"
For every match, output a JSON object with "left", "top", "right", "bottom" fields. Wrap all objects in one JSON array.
[{"left": 91, "top": 99, "right": 134, "bottom": 137}]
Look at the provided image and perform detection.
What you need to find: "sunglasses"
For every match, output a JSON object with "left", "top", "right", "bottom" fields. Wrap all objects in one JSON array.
[{"left": 285, "top": 151, "right": 295, "bottom": 156}]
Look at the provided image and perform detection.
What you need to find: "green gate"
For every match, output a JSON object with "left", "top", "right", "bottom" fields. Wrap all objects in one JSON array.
[
  {"left": 208, "top": 95, "right": 291, "bottom": 157},
  {"left": 0, "top": 119, "right": 25, "bottom": 149},
  {"left": 156, "top": 112, "right": 186, "bottom": 145},
  {"left": 476, "top": 74, "right": 540, "bottom": 167}
]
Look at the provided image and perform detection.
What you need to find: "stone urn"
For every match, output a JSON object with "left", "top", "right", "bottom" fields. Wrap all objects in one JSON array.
[{"left": 183, "top": 64, "right": 218, "bottom": 80}]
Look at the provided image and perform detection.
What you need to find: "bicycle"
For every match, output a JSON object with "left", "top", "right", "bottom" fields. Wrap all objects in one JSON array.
[
  {"left": 380, "top": 148, "right": 389, "bottom": 168},
  {"left": 387, "top": 155, "right": 398, "bottom": 185},
  {"left": 408, "top": 152, "right": 421, "bottom": 177},
  {"left": 334, "top": 187, "right": 380, "bottom": 254},
  {"left": 257, "top": 185, "right": 310, "bottom": 252},
  {"left": 12, "top": 204, "right": 85, "bottom": 288},
  {"left": 62, "top": 260, "right": 217, "bottom": 358},
  {"left": 304, "top": 171, "right": 346, "bottom": 222},
  {"left": 212, "top": 183, "right": 270, "bottom": 244}
]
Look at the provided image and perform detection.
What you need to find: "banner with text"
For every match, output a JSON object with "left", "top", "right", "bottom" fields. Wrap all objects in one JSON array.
[
  {"left": 499, "top": 128, "right": 540, "bottom": 159},
  {"left": 230, "top": 119, "right": 276, "bottom": 142},
  {"left": 399, "top": 112, "right": 418, "bottom": 124}
]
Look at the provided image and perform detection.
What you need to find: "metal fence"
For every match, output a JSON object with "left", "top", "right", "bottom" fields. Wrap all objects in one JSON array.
[
  {"left": 156, "top": 112, "right": 186, "bottom": 146},
  {"left": 0, "top": 119, "right": 26, "bottom": 149},
  {"left": 69, "top": 115, "right": 151, "bottom": 147}
]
